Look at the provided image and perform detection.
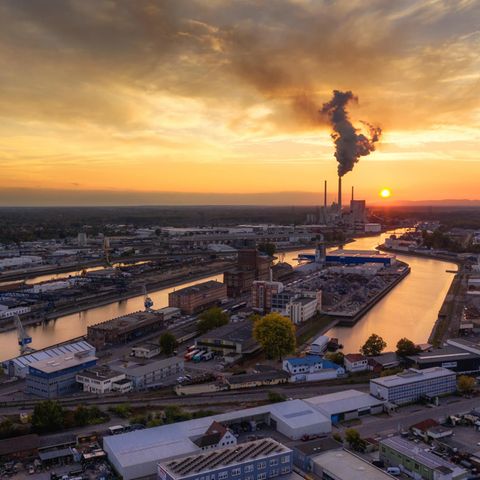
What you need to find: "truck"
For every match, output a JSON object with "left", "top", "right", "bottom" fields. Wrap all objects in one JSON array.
[
  {"left": 192, "top": 350, "right": 207, "bottom": 362},
  {"left": 307, "top": 335, "right": 329, "bottom": 355}
]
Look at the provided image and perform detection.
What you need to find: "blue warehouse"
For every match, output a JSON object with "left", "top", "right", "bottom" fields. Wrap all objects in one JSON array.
[{"left": 26, "top": 351, "right": 97, "bottom": 398}]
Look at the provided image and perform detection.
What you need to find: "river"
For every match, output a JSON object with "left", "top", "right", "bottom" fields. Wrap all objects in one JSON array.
[
  {"left": 0, "top": 231, "right": 456, "bottom": 361},
  {"left": 280, "top": 232, "right": 456, "bottom": 354}
]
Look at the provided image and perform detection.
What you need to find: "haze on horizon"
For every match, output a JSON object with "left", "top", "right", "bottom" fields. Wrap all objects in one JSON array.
[{"left": 1, "top": 0, "right": 479, "bottom": 206}]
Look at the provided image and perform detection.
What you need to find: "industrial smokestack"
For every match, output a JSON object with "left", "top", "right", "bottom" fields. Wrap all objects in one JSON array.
[
  {"left": 324, "top": 180, "right": 327, "bottom": 209},
  {"left": 338, "top": 176, "right": 342, "bottom": 212},
  {"left": 351, "top": 186, "right": 354, "bottom": 202}
]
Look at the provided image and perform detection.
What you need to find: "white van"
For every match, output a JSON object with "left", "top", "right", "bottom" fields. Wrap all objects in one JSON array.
[
  {"left": 203, "top": 352, "right": 214, "bottom": 361},
  {"left": 386, "top": 467, "right": 401, "bottom": 476}
]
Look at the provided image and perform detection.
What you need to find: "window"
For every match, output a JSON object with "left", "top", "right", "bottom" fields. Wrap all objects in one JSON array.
[
  {"left": 281, "top": 467, "right": 290, "bottom": 475},
  {"left": 281, "top": 456, "right": 290, "bottom": 464},
  {"left": 245, "top": 465, "right": 254, "bottom": 473},
  {"left": 218, "top": 472, "right": 228, "bottom": 480},
  {"left": 258, "top": 462, "right": 266, "bottom": 470},
  {"left": 269, "top": 459, "right": 278, "bottom": 467},
  {"left": 231, "top": 468, "right": 241, "bottom": 476},
  {"left": 269, "top": 469, "right": 279, "bottom": 477},
  {"left": 257, "top": 474, "right": 266, "bottom": 480}
]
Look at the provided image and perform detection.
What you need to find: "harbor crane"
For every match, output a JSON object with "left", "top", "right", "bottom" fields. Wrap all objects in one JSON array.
[
  {"left": 14, "top": 314, "right": 33, "bottom": 355},
  {"left": 143, "top": 284, "right": 153, "bottom": 311}
]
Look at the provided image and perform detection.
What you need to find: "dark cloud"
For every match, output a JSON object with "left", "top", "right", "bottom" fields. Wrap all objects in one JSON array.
[{"left": 0, "top": 0, "right": 478, "bottom": 132}]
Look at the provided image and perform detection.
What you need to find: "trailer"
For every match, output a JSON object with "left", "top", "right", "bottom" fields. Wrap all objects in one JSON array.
[{"left": 307, "top": 335, "right": 329, "bottom": 355}]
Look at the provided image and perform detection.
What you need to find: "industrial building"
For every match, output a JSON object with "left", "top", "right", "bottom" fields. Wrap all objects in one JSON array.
[
  {"left": 380, "top": 436, "right": 467, "bottom": 480},
  {"left": 109, "top": 357, "right": 184, "bottom": 390},
  {"left": 26, "top": 351, "right": 97, "bottom": 398},
  {"left": 86, "top": 311, "right": 164, "bottom": 349},
  {"left": 370, "top": 367, "right": 457, "bottom": 405},
  {"left": 286, "top": 295, "right": 320, "bottom": 324},
  {"left": 158, "top": 438, "right": 293, "bottom": 480},
  {"left": 251, "top": 280, "right": 284, "bottom": 313},
  {"left": 168, "top": 280, "right": 227, "bottom": 314},
  {"left": 304, "top": 389, "right": 385, "bottom": 423},
  {"left": 326, "top": 249, "right": 396, "bottom": 266},
  {"left": 313, "top": 449, "right": 394, "bottom": 480},
  {"left": 76, "top": 365, "right": 132, "bottom": 394},
  {"left": 2, "top": 340, "right": 96, "bottom": 378},
  {"left": 195, "top": 320, "right": 260, "bottom": 358},
  {"left": 103, "top": 398, "right": 331, "bottom": 480},
  {"left": 406, "top": 345, "right": 480, "bottom": 374},
  {"left": 224, "top": 248, "right": 271, "bottom": 297},
  {"left": 130, "top": 343, "right": 161, "bottom": 359}
]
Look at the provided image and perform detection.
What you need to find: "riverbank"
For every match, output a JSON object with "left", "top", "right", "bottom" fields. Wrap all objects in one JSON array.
[{"left": 0, "top": 263, "right": 232, "bottom": 333}]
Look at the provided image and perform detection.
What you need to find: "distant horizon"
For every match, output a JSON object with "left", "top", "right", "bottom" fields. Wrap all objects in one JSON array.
[{"left": 1, "top": 187, "right": 480, "bottom": 208}]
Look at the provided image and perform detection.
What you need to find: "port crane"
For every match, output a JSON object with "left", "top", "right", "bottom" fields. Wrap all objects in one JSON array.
[
  {"left": 14, "top": 314, "right": 33, "bottom": 355},
  {"left": 143, "top": 285, "right": 153, "bottom": 311}
]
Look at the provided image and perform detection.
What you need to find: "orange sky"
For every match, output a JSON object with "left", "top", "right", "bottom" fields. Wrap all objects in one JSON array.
[{"left": 0, "top": 0, "right": 479, "bottom": 205}]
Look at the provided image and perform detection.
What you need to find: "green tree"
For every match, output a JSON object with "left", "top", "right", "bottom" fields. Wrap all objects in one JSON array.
[
  {"left": 360, "top": 334, "right": 386, "bottom": 357},
  {"left": 197, "top": 307, "right": 229, "bottom": 334},
  {"left": 267, "top": 391, "right": 286, "bottom": 403},
  {"left": 396, "top": 338, "right": 421, "bottom": 357},
  {"left": 344, "top": 428, "right": 365, "bottom": 452},
  {"left": 253, "top": 313, "right": 296, "bottom": 361},
  {"left": 457, "top": 375, "right": 476, "bottom": 394},
  {"left": 73, "top": 405, "right": 90, "bottom": 426},
  {"left": 31, "top": 400, "right": 65, "bottom": 433},
  {"left": 324, "top": 351, "right": 345, "bottom": 366},
  {"left": 159, "top": 333, "right": 177, "bottom": 355}
]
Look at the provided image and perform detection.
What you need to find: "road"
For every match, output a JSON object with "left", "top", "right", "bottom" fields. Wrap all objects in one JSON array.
[{"left": 337, "top": 396, "right": 480, "bottom": 438}]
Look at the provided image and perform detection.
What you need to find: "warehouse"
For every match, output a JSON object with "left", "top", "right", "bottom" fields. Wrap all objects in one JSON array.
[
  {"left": 2, "top": 340, "right": 95, "bottom": 378},
  {"left": 326, "top": 249, "right": 396, "bottom": 266},
  {"left": 406, "top": 345, "right": 480, "bottom": 374},
  {"left": 305, "top": 389, "right": 385, "bottom": 423},
  {"left": 86, "top": 311, "right": 164, "bottom": 349},
  {"left": 313, "top": 449, "right": 394, "bottom": 480},
  {"left": 370, "top": 367, "right": 457, "bottom": 405},
  {"left": 195, "top": 320, "right": 260, "bottom": 358},
  {"left": 103, "top": 399, "right": 331, "bottom": 480},
  {"left": 26, "top": 351, "right": 97, "bottom": 398}
]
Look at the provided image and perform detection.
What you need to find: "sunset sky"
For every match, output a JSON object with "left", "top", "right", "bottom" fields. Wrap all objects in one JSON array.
[{"left": 1, "top": 0, "right": 479, "bottom": 205}]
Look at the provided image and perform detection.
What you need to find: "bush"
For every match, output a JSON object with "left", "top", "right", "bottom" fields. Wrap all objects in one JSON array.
[{"left": 268, "top": 391, "right": 286, "bottom": 403}]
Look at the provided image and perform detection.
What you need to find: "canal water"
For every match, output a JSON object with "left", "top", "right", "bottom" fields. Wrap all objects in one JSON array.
[{"left": 0, "top": 231, "right": 456, "bottom": 361}]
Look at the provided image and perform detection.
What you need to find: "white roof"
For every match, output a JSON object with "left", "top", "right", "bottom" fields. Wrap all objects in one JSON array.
[
  {"left": 4, "top": 340, "right": 95, "bottom": 370},
  {"left": 371, "top": 367, "right": 455, "bottom": 388},
  {"left": 313, "top": 450, "right": 394, "bottom": 480},
  {"left": 104, "top": 399, "right": 330, "bottom": 471},
  {"left": 29, "top": 353, "right": 97, "bottom": 373},
  {"left": 305, "top": 390, "right": 385, "bottom": 416}
]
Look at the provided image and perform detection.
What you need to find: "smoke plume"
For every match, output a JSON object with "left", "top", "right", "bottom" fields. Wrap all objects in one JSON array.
[{"left": 321, "top": 90, "right": 382, "bottom": 177}]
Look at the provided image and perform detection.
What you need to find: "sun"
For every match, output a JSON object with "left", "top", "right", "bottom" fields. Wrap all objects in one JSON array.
[{"left": 380, "top": 188, "right": 391, "bottom": 198}]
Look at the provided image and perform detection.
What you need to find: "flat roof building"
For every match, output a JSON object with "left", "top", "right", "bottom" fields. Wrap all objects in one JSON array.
[
  {"left": 313, "top": 449, "right": 395, "bottom": 480},
  {"left": 406, "top": 345, "right": 480, "bottom": 374},
  {"left": 196, "top": 320, "right": 259, "bottom": 357},
  {"left": 370, "top": 367, "right": 457, "bottom": 405},
  {"left": 26, "top": 351, "right": 97, "bottom": 399},
  {"left": 109, "top": 357, "right": 184, "bottom": 390},
  {"left": 304, "top": 389, "right": 385, "bottom": 423},
  {"left": 380, "top": 436, "right": 467, "bottom": 480},
  {"left": 87, "top": 311, "right": 164, "bottom": 349},
  {"left": 2, "top": 340, "right": 95, "bottom": 378},
  {"left": 169, "top": 280, "right": 227, "bottom": 314},
  {"left": 103, "top": 399, "right": 331, "bottom": 480}
]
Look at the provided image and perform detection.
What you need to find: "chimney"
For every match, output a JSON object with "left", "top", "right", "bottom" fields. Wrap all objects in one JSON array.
[
  {"left": 338, "top": 176, "right": 342, "bottom": 211},
  {"left": 351, "top": 185, "right": 354, "bottom": 202},
  {"left": 324, "top": 180, "right": 327, "bottom": 209}
]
